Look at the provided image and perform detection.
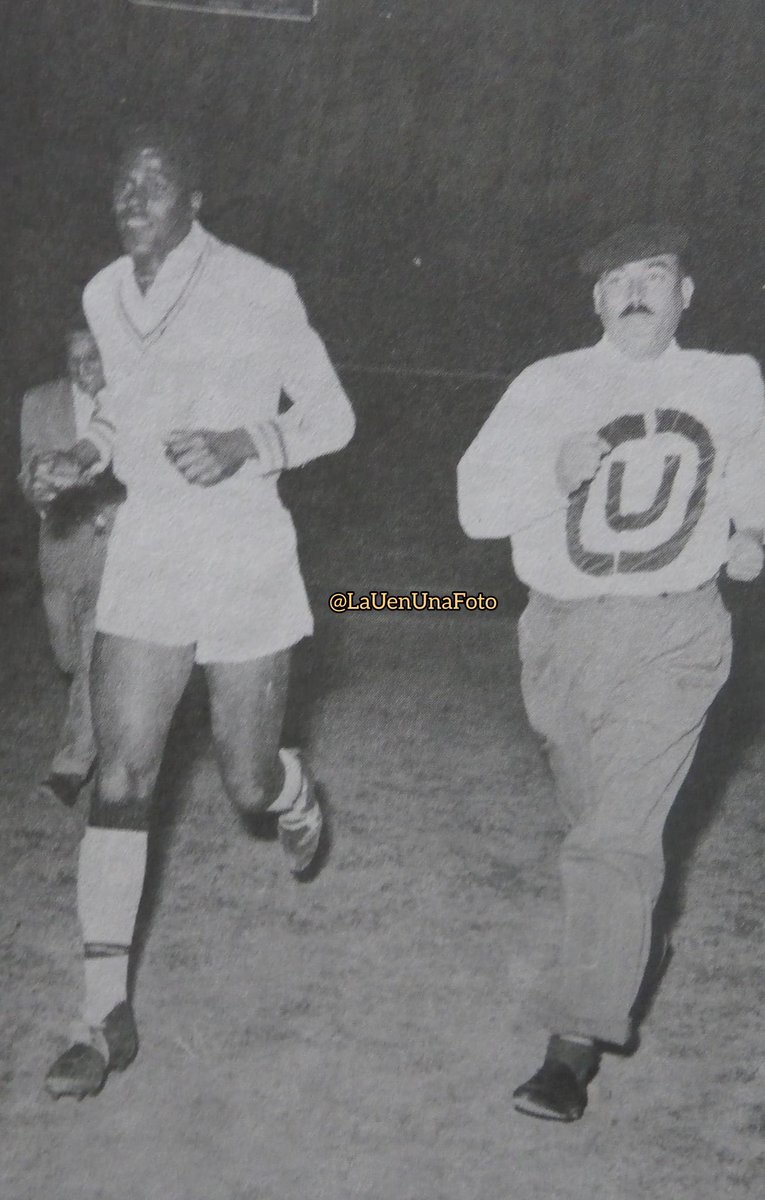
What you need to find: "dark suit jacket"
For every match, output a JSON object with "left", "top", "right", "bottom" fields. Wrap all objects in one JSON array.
[{"left": 19, "top": 378, "right": 125, "bottom": 595}]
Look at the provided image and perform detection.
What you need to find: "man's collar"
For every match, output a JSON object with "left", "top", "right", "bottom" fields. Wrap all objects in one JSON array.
[
  {"left": 157, "top": 219, "right": 208, "bottom": 279},
  {"left": 146, "top": 219, "right": 207, "bottom": 282},
  {"left": 117, "top": 220, "right": 212, "bottom": 342},
  {"left": 598, "top": 333, "right": 680, "bottom": 363},
  {"left": 123, "top": 219, "right": 209, "bottom": 288}
]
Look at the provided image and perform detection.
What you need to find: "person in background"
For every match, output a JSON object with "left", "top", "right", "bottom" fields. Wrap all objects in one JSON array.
[{"left": 19, "top": 325, "right": 124, "bottom": 807}]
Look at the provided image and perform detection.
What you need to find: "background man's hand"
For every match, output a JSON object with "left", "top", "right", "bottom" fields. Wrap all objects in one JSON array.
[
  {"left": 29, "top": 451, "right": 86, "bottom": 507},
  {"left": 164, "top": 427, "right": 256, "bottom": 487},
  {"left": 555, "top": 432, "right": 611, "bottom": 496},
  {"left": 726, "top": 529, "right": 764, "bottom": 582}
]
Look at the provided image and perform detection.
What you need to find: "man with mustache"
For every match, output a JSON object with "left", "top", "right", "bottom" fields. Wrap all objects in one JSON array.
[
  {"left": 37, "top": 124, "right": 355, "bottom": 1099},
  {"left": 458, "top": 224, "right": 765, "bottom": 1121}
]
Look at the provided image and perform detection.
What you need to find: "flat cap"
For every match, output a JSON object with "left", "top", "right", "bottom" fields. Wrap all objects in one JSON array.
[{"left": 579, "top": 223, "right": 689, "bottom": 278}]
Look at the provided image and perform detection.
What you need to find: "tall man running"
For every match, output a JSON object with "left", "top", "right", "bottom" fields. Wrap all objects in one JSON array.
[
  {"left": 458, "top": 224, "right": 765, "bottom": 1121},
  {"left": 39, "top": 125, "right": 355, "bottom": 1100}
]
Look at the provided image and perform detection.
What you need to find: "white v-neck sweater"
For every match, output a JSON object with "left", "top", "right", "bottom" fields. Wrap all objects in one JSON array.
[{"left": 80, "top": 224, "right": 354, "bottom": 646}]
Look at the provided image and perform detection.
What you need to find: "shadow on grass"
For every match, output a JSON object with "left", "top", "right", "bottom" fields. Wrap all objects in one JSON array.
[{"left": 633, "top": 582, "right": 765, "bottom": 1030}]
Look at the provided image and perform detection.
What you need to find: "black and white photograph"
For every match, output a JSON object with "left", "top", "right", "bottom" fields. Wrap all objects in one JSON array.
[{"left": 0, "top": 3, "right": 763, "bottom": 1198}]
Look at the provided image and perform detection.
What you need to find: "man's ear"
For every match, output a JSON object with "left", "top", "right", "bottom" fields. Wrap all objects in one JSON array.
[
  {"left": 190, "top": 191, "right": 203, "bottom": 218},
  {"left": 680, "top": 275, "right": 695, "bottom": 311},
  {"left": 593, "top": 280, "right": 603, "bottom": 318}
]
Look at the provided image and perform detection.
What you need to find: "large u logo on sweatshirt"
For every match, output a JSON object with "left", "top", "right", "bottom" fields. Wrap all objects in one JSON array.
[{"left": 566, "top": 409, "right": 715, "bottom": 575}]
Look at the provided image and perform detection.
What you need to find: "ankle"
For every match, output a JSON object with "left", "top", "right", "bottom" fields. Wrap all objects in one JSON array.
[{"left": 546, "top": 1033, "right": 599, "bottom": 1083}]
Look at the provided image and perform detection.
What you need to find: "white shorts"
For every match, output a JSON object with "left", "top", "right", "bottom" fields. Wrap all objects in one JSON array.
[{"left": 95, "top": 502, "right": 314, "bottom": 663}]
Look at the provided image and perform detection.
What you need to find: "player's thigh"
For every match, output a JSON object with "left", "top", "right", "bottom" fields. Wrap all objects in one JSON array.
[
  {"left": 205, "top": 650, "right": 291, "bottom": 788},
  {"left": 91, "top": 632, "right": 195, "bottom": 781}
]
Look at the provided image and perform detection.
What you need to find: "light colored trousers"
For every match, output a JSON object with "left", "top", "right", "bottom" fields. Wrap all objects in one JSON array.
[
  {"left": 41, "top": 520, "right": 110, "bottom": 779},
  {"left": 518, "top": 581, "right": 731, "bottom": 1045}
]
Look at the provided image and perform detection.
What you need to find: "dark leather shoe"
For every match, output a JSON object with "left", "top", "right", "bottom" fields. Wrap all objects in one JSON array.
[
  {"left": 45, "top": 1002, "right": 138, "bottom": 1100},
  {"left": 38, "top": 772, "right": 87, "bottom": 808},
  {"left": 513, "top": 1060, "right": 588, "bottom": 1122}
]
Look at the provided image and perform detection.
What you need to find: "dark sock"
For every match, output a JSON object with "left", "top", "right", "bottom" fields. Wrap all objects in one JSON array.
[{"left": 545, "top": 1034, "right": 599, "bottom": 1083}]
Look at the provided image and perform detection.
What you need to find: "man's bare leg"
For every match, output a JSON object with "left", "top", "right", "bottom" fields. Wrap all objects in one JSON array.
[
  {"left": 46, "top": 633, "right": 195, "bottom": 1099},
  {"left": 206, "top": 652, "right": 323, "bottom": 875}
]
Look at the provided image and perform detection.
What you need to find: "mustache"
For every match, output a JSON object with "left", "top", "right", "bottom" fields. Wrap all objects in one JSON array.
[{"left": 620, "top": 302, "right": 654, "bottom": 317}]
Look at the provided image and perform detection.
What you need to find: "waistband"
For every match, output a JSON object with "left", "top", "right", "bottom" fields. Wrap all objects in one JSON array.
[{"left": 528, "top": 578, "right": 719, "bottom": 612}]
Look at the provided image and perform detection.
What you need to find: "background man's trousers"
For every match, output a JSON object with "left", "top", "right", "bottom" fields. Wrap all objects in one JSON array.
[
  {"left": 40, "top": 515, "right": 111, "bottom": 779},
  {"left": 518, "top": 581, "right": 731, "bottom": 1045}
]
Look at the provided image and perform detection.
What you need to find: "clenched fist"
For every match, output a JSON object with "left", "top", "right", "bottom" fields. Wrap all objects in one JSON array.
[
  {"left": 555, "top": 432, "right": 611, "bottom": 497},
  {"left": 164, "top": 427, "right": 256, "bottom": 487},
  {"left": 725, "top": 529, "right": 764, "bottom": 582},
  {"left": 28, "top": 451, "right": 86, "bottom": 508}
]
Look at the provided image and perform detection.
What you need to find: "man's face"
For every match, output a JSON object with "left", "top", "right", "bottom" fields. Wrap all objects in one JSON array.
[
  {"left": 112, "top": 145, "right": 199, "bottom": 261},
  {"left": 67, "top": 331, "right": 104, "bottom": 396},
  {"left": 593, "top": 254, "right": 694, "bottom": 360}
]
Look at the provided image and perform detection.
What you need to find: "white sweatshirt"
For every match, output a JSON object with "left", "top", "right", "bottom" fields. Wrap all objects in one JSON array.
[
  {"left": 83, "top": 221, "right": 355, "bottom": 493},
  {"left": 80, "top": 222, "right": 354, "bottom": 644},
  {"left": 458, "top": 338, "right": 765, "bottom": 599}
]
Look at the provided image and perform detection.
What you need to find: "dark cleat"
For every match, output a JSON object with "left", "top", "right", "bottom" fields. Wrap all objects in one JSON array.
[
  {"left": 45, "top": 1042, "right": 108, "bottom": 1100},
  {"left": 44, "top": 1001, "right": 138, "bottom": 1100},
  {"left": 38, "top": 772, "right": 87, "bottom": 809},
  {"left": 513, "top": 1060, "right": 588, "bottom": 1122}
]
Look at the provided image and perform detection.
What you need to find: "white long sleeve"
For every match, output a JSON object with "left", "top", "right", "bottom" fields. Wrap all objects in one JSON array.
[
  {"left": 722, "top": 356, "right": 765, "bottom": 533},
  {"left": 458, "top": 364, "right": 566, "bottom": 539},
  {"left": 244, "top": 280, "right": 355, "bottom": 474},
  {"left": 458, "top": 339, "right": 765, "bottom": 599}
]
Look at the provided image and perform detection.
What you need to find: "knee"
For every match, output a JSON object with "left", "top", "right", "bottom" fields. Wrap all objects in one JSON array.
[
  {"left": 216, "top": 746, "right": 279, "bottom": 817},
  {"left": 90, "top": 760, "right": 153, "bottom": 830},
  {"left": 222, "top": 769, "right": 270, "bottom": 816}
]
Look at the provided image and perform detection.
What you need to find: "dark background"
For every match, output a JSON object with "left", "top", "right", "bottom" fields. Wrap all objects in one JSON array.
[{"left": 1, "top": 0, "right": 764, "bottom": 592}]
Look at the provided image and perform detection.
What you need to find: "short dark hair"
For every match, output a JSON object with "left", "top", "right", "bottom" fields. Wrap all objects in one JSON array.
[{"left": 115, "top": 122, "right": 202, "bottom": 194}]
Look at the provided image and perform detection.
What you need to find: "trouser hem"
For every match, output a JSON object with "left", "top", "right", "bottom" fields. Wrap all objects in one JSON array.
[{"left": 545, "top": 1009, "right": 633, "bottom": 1048}]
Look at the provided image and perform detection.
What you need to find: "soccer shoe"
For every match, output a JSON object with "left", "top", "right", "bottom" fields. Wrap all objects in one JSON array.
[
  {"left": 512, "top": 1060, "right": 588, "bottom": 1122},
  {"left": 38, "top": 772, "right": 87, "bottom": 808},
  {"left": 44, "top": 1001, "right": 138, "bottom": 1100},
  {"left": 277, "top": 750, "right": 323, "bottom": 876}
]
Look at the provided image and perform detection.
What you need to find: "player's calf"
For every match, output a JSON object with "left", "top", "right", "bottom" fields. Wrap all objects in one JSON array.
[{"left": 44, "top": 803, "right": 149, "bottom": 1099}]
